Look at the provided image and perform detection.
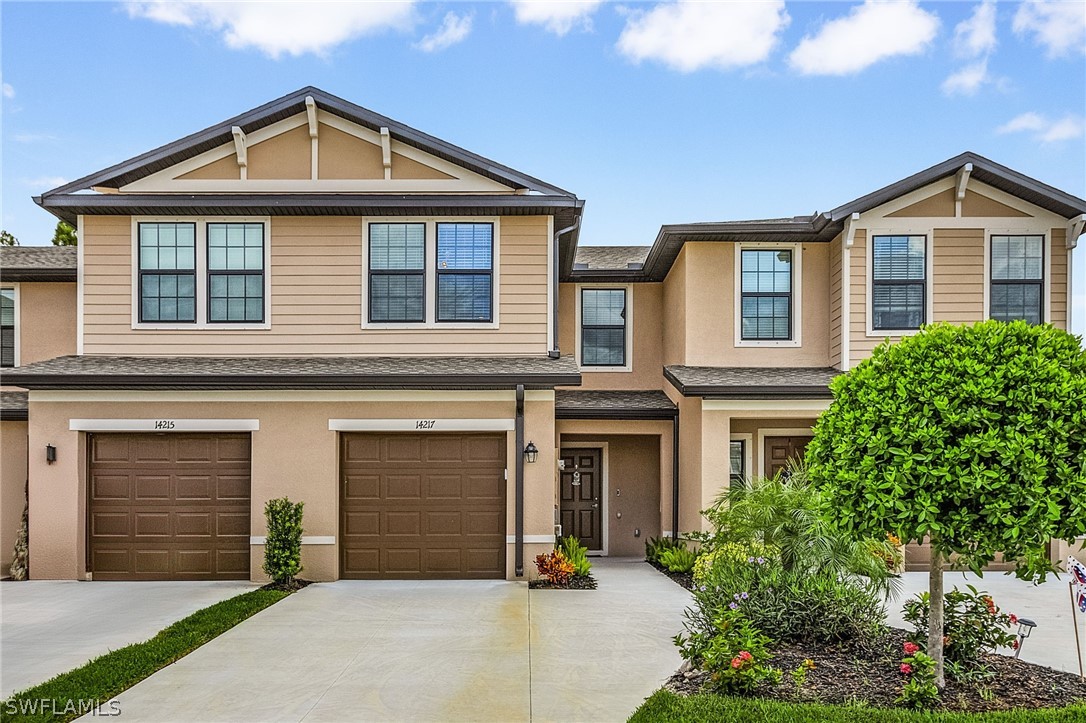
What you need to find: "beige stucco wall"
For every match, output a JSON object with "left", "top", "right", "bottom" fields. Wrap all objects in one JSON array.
[
  {"left": 247, "top": 125, "right": 312, "bottom": 180},
  {"left": 1, "top": 420, "right": 27, "bottom": 572},
  {"left": 662, "top": 247, "right": 688, "bottom": 367},
  {"left": 12, "top": 282, "right": 77, "bottom": 366},
  {"left": 26, "top": 391, "right": 556, "bottom": 582},
  {"left": 81, "top": 215, "right": 551, "bottom": 356}
]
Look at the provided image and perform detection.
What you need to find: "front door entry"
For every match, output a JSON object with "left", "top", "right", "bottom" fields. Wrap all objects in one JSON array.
[
  {"left": 559, "top": 448, "right": 602, "bottom": 551},
  {"left": 763, "top": 436, "right": 812, "bottom": 479}
]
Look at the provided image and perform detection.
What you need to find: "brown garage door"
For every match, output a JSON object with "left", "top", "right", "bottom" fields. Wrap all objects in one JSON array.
[
  {"left": 88, "top": 433, "right": 251, "bottom": 580},
  {"left": 340, "top": 433, "right": 506, "bottom": 579}
]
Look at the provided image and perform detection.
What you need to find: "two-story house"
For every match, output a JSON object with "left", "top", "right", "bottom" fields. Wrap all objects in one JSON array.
[{"left": 3, "top": 87, "right": 1084, "bottom": 581}]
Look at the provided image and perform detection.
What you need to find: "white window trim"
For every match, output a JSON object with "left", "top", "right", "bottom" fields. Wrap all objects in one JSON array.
[
  {"left": 361, "top": 217, "right": 501, "bottom": 330},
  {"left": 130, "top": 216, "right": 272, "bottom": 330},
  {"left": 575, "top": 283, "right": 633, "bottom": 372},
  {"left": 734, "top": 242, "right": 803, "bottom": 348},
  {"left": 1, "top": 283, "right": 20, "bottom": 368},
  {"left": 983, "top": 231, "right": 1050, "bottom": 323},
  {"left": 865, "top": 229, "right": 933, "bottom": 338},
  {"left": 730, "top": 433, "right": 753, "bottom": 483}
]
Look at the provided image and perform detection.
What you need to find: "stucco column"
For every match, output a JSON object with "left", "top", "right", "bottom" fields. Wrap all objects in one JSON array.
[
  {"left": 512, "top": 392, "right": 556, "bottom": 580},
  {"left": 26, "top": 399, "right": 83, "bottom": 579},
  {"left": 700, "top": 409, "right": 731, "bottom": 530}
]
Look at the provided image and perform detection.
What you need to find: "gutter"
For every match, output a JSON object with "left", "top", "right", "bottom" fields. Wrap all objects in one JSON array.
[
  {"left": 549, "top": 216, "right": 581, "bottom": 359},
  {"left": 514, "top": 384, "right": 525, "bottom": 577},
  {"left": 0, "top": 269, "right": 78, "bottom": 283}
]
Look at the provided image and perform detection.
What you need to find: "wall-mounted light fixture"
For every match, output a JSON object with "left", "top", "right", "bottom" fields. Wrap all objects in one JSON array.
[
  {"left": 45, "top": 444, "right": 57, "bottom": 464},
  {"left": 524, "top": 441, "right": 539, "bottom": 464}
]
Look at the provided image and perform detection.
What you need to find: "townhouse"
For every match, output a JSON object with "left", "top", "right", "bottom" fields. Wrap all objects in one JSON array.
[{"left": 2, "top": 87, "right": 1083, "bottom": 581}]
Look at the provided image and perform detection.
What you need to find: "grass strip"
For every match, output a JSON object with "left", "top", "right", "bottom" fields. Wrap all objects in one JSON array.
[
  {"left": 628, "top": 690, "right": 1086, "bottom": 723},
  {"left": 2, "top": 588, "right": 290, "bottom": 723}
]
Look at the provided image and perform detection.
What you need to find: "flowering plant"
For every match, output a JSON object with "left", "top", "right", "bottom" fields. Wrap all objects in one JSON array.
[
  {"left": 902, "top": 585, "right": 1017, "bottom": 668},
  {"left": 534, "top": 550, "right": 574, "bottom": 586},
  {"left": 897, "top": 643, "right": 939, "bottom": 709},
  {"left": 790, "top": 658, "right": 816, "bottom": 689},
  {"left": 675, "top": 609, "right": 780, "bottom": 694}
]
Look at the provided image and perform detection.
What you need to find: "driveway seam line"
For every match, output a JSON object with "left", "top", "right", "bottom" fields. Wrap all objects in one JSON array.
[{"left": 527, "top": 583, "right": 533, "bottom": 723}]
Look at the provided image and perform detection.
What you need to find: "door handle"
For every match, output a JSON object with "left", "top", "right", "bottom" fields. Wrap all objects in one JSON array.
[{"left": 592, "top": 503, "right": 599, "bottom": 509}]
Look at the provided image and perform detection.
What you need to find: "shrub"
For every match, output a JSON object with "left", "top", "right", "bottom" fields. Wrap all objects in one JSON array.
[
  {"left": 693, "top": 541, "right": 778, "bottom": 583},
  {"left": 676, "top": 609, "right": 780, "bottom": 694},
  {"left": 897, "top": 642, "right": 939, "bottom": 709},
  {"left": 646, "top": 535, "right": 684, "bottom": 564},
  {"left": 262, "top": 497, "right": 303, "bottom": 585},
  {"left": 902, "top": 585, "right": 1018, "bottom": 668},
  {"left": 535, "top": 550, "right": 574, "bottom": 586},
  {"left": 659, "top": 545, "right": 697, "bottom": 573},
  {"left": 558, "top": 535, "right": 592, "bottom": 577}
]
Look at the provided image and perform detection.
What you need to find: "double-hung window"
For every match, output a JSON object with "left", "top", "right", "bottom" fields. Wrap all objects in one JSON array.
[
  {"left": 138, "top": 222, "right": 196, "bottom": 323},
  {"left": 436, "top": 222, "right": 493, "bottom": 322},
  {"left": 740, "top": 249, "right": 792, "bottom": 340},
  {"left": 872, "top": 235, "right": 926, "bottom": 331},
  {"left": 580, "top": 288, "right": 626, "bottom": 367},
  {"left": 990, "top": 235, "right": 1043, "bottom": 324},
  {"left": 729, "top": 440, "right": 746, "bottom": 484},
  {"left": 208, "top": 223, "right": 265, "bottom": 323},
  {"left": 0, "top": 288, "right": 14, "bottom": 368},
  {"left": 369, "top": 223, "right": 425, "bottom": 323}
]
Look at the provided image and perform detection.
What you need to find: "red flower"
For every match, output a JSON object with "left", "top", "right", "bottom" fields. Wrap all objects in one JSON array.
[
  {"left": 731, "top": 657, "right": 743, "bottom": 669},
  {"left": 1009, "top": 614, "right": 1019, "bottom": 625},
  {"left": 1012, "top": 640, "right": 1019, "bottom": 650},
  {"left": 903, "top": 642, "right": 920, "bottom": 655},
  {"left": 739, "top": 651, "right": 753, "bottom": 661},
  {"left": 900, "top": 663, "right": 913, "bottom": 675}
]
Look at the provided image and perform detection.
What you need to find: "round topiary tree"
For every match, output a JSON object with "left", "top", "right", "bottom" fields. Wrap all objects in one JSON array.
[{"left": 806, "top": 320, "right": 1086, "bottom": 687}]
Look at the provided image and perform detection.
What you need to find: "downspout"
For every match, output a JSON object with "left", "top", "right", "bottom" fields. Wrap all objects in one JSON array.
[
  {"left": 515, "top": 384, "right": 525, "bottom": 576},
  {"left": 672, "top": 415, "right": 680, "bottom": 541},
  {"left": 549, "top": 216, "right": 581, "bottom": 359}
]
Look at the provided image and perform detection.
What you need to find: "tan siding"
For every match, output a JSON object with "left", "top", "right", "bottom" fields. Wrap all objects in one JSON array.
[
  {"left": 962, "top": 190, "right": 1030, "bottom": 217},
  {"left": 391, "top": 152, "right": 455, "bottom": 180},
  {"left": 828, "top": 234, "right": 843, "bottom": 368},
  {"left": 932, "top": 228, "right": 984, "bottom": 323},
  {"left": 317, "top": 123, "right": 384, "bottom": 180},
  {"left": 1051, "top": 228, "right": 1068, "bottom": 329},
  {"left": 887, "top": 188, "right": 955, "bottom": 217},
  {"left": 82, "top": 215, "right": 550, "bottom": 356},
  {"left": 177, "top": 153, "right": 240, "bottom": 180},
  {"left": 247, "top": 125, "right": 311, "bottom": 180},
  {"left": 849, "top": 230, "right": 882, "bottom": 362}
]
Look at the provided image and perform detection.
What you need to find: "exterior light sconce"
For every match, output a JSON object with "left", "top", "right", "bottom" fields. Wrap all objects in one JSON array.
[
  {"left": 45, "top": 444, "right": 57, "bottom": 464},
  {"left": 524, "top": 441, "right": 539, "bottom": 464},
  {"left": 1014, "top": 617, "right": 1037, "bottom": 658}
]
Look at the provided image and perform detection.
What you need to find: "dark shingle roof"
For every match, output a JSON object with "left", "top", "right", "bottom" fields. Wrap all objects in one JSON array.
[
  {"left": 555, "top": 389, "right": 676, "bottom": 419},
  {"left": 664, "top": 366, "right": 840, "bottom": 398},
  {"left": 4, "top": 355, "right": 581, "bottom": 390},
  {"left": 0, "top": 391, "right": 28, "bottom": 420},
  {"left": 0, "top": 247, "right": 78, "bottom": 282},
  {"left": 573, "top": 246, "right": 650, "bottom": 270}
]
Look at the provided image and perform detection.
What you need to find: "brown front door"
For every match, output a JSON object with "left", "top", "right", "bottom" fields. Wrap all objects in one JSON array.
[
  {"left": 559, "top": 448, "right": 601, "bottom": 550},
  {"left": 340, "top": 433, "right": 506, "bottom": 579},
  {"left": 763, "top": 436, "right": 812, "bottom": 479},
  {"left": 87, "top": 433, "right": 251, "bottom": 581}
]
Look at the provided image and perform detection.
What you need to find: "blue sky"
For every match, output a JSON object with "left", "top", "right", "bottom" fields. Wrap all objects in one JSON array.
[{"left": 2, "top": 1, "right": 1084, "bottom": 332}]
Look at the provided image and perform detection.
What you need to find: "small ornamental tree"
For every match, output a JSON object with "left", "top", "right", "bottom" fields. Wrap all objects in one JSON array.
[
  {"left": 262, "top": 497, "right": 304, "bottom": 586},
  {"left": 806, "top": 321, "right": 1086, "bottom": 687},
  {"left": 52, "top": 221, "right": 77, "bottom": 246}
]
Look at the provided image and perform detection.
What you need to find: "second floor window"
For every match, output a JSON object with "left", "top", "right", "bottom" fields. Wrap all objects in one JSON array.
[
  {"left": 138, "top": 222, "right": 196, "bottom": 323},
  {"left": 740, "top": 249, "right": 792, "bottom": 340},
  {"left": 369, "top": 223, "right": 425, "bottom": 323},
  {"left": 0, "top": 288, "right": 14, "bottom": 368},
  {"left": 437, "top": 223, "right": 493, "bottom": 322},
  {"left": 208, "top": 223, "right": 265, "bottom": 323},
  {"left": 872, "top": 235, "right": 926, "bottom": 331},
  {"left": 990, "top": 235, "right": 1043, "bottom": 324},
  {"left": 581, "top": 288, "right": 626, "bottom": 366}
]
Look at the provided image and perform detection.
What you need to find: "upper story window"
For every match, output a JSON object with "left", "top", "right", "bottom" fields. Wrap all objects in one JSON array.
[
  {"left": 0, "top": 288, "right": 14, "bottom": 368},
  {"left": 581, "top": 288, "right": 626, "bottom": 367},
  {"left": 436, "top": 223, "right": 493, "bottom": 323},
  {"left": 740, "top": 249, "right": 793, "bottom": 341},
  {"left": 208, "top": 223, "right": 265, "bottom": 323},
  {"left": 369, "top": 223, "right": 425, "bottom": 323},
  {"left": 138, "top": 222, "right": 196, "bottom": 323},
  {"left": 990, "top": 235, "right": 1043, "bottom": 324},
  {"left": 872, "top": 235, "right": 926, "bottom": 332}
]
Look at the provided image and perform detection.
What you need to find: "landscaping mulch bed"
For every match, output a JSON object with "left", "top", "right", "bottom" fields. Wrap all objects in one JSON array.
[
  {"left": 529, "top": 575, "right": 598, "bottom": 590},
  {"left": 665, "top": 626, "right": 1086, "bottom": 713},
  {"left": 260, "top": 578, "right": 314, "bottom": 592},
  {"left": 648, "top": 560, "right": 693, "bottom": 590}
]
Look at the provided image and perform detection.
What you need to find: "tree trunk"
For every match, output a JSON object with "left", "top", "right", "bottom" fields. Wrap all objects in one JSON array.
[{"left": 929, "top": 549, "right": 945, "bottom": 689}]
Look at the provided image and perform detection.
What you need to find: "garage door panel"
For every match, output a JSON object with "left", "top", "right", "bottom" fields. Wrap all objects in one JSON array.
[
  {"left": 385, "top": 475, "right": 422, "bottom": 500},
  {"left": 386, "top": 548, "right": 422, "bottom": 573},
  {"left": 426, "top": 511, "right": 462, "bottom": 535},
  {"left": 89, "top": 433, "right": 251, "bottom": 581},
  {"left": 344, "top": 474, "right": 380, "bottom": 500},
  {"left": 465, "top": 436, "right": 504, "bottom": 463},
  {"left": 343, "top": 435, "right": 380, "bottom": 463},
  {"left": 344, "top": 510, "right": 380, "bottom": 537},
  {"left": 343, "top": 548, "right": 380, "bottom": 576},
  {"left": 426, "top": 475, "right": 462, "bottom": 499},
  {"left": 387, "top": 437, "right": 423, "bottom": 463},
  {"left": 425, "top": 437, "right": 466, "bottom": 463},
  {"left": 466, "top": 548, "right": 502, "bottom": 573},
  {"left": 427, "top": 549, "right": 461, "bottom": 572},
  {"left": 386, "top": 511, "right": 422, "bottom": 536},
  {"left": 465, "top": 473, "right": 504, "bottom": 500}
]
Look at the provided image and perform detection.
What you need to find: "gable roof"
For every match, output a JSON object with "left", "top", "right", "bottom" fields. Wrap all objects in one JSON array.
[
  {"left": 0, "top": 246, "right": 78, "bottom": 282},
  {"left": 38, "top": 86, "right": 575, "bottom": 198}
]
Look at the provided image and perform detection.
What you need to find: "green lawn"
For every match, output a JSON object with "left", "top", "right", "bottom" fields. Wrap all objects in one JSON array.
[
  {"left": 1, "top": 588, "right": 290, "bottom": 723},
  {"left": 629, "top": 690, "right": 1086, "bottom": 723}
]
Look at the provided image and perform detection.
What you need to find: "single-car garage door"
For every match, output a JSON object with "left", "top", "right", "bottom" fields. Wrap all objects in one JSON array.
[
  {"left": 88, "top": 433, "right": 251, "bottom": 580},
  {"left": 340, "top": 433, "right": 506, "bottom": 579}
]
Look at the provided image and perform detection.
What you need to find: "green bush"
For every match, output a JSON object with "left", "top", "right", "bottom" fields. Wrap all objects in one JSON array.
[
  {"left": 659, "top": 546, "right": 697, "bottom": 573},
  {"left": 558, "top": 535, "right": 592, "bottom": 577},
  {"left": 262, "top": 497, "right": 304, "bottom": 585},
  {"left": 646, "top": 535, "right": 685, "bottom": 564},
  {"left": 902, "top": 586, "right": 1018, "bottom": 668},
  {"left": 676, "top": 608, "right": 780, "bottom": 694}
]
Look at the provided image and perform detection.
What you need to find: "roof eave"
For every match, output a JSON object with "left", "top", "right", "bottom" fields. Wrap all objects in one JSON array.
[{"left": 0, "top": 268, "right": 78, "bottom": 283}]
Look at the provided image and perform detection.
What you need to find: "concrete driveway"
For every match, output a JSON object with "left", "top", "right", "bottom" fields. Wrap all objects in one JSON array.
[
  {"left": 885, "top": 571, "right": 1083, "bottom": 675},
  {"left": 96, "top": 559, "right": 689, "bottom": 722},
  {"left": 1, "top": 580, "right": 256, "bottom": 698}
]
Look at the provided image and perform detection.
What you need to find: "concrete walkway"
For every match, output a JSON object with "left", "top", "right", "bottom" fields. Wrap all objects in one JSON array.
[
  {"left": 90, "top": 559, "right": 689, "bottom": 722},
  {"left": 885, "top": 571, "right": 1084, "bottom": 675},
  {"left": 0, "top": 580, "right": 256, "bottom": 698}
]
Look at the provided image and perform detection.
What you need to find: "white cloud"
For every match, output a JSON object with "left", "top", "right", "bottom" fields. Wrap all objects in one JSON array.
[
  {"left": 510, "top": 0, "right": 601, "bottom": 36},
  {"left": 414, "top": 11, "right": 472, "bottom": 52},
  {"left": 997, "top": 112, "right": 1085, "bottom": 142},
  {"left": 616, "top": 1, "right": 790, "bottom": 72},
  {"left": 789, "top": 1, "right": 940, "bottom": 76},
  {"left": 13, "top": 132, "right": 57, "bottom": 143},
  {"left": 23, "top": 176, "right": 69, "bottom": 189},
  {"left": 952, "top": 1, "right": 997, "bottom": 58},
  {"left": 2, "top": 83, "right": 13, "bottom": 99},
  {"left": 124, "top": 1, "right": 416, "bottom": 58},
  {"left": 1013, "top": 0, "right": 1086, "bottom": 57},
  {"left": 941, "top": 58, "right": 990, "bottom": 96}
]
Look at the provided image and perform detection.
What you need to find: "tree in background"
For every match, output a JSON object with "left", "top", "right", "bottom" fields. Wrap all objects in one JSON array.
[
  {"left": 806, "top": 320, "right": 1086, "bottom": 687},
  {"left": 52, "top": 221, "right": 77, "bottom": 246},
  {"left": 0, "top": 231, "right": 17, "bottom": 246}
]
